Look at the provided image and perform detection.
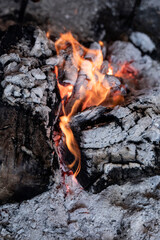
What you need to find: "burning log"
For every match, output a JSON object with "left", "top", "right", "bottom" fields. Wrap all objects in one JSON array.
[
  {"left": 52, "top": 31, "right": 160, "bottom": 194},
  {"left": 68, "top": 90, "right": 160, "bottom": 192}
]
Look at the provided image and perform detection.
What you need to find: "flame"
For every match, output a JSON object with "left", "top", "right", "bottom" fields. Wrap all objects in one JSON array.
[
  {"left": 57, "top": 82, "right": 73, "bottom": 99},
  {"left": 99, "top": 41, "right": 104, "bottom": 47},
  {"left": 54, "top": 65, "right": 58, "bottom": 79},
  {"left": 46, "top": 31, "right": 50, "bottom": 39},
  {"left": 55, "top": 32, "right": 125, "bottom": 177}
]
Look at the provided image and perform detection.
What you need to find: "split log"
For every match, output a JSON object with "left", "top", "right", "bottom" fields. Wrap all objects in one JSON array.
[{"left": 66, "top": 89, "right": 160, "bottom": 192}]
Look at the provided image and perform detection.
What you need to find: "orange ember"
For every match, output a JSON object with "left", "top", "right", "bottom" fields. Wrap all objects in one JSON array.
[
  {"left": 107, "top": 66, "right": 113, "bottom": 75},
  {"left": 54, "top": 32, "right": 134, "bottom": 177}
]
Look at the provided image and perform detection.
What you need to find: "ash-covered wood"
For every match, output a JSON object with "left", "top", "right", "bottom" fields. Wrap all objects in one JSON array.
[
  {"left": 68, "top": 90, "right": 160, "bottom": 192},
  {"left": 0, "top": 25, "right": 59, "bottom": 203}
]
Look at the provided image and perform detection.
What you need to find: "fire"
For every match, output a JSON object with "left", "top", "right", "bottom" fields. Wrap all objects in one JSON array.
[
  {"left": 57, "top": 82, "right": 73, "bottom": 100},
  {"left": 107, "top": 66, "right": 113, "bottom": 75},
  {"left": 46, "top": 31, "right": 50, "bottom": 39},
  {"left": 54, "top": 32, "right": 128, "bottom": 177},
  {"left": 99, "top": 41, "right": 104, "bottom": 47}
]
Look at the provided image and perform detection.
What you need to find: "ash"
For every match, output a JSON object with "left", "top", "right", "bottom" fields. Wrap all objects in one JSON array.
[{"left": 0, "top": 173, "right": 160, "bottom": 240}]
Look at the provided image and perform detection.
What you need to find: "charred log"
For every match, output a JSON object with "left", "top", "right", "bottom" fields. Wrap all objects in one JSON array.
[
  {"left": 0, "top": 25, "right": 59, "bottom": 203},
  {"left": 66, "top": 90, "right": 160, "bottom": 192},
  {"left": 0, "top": 103, "right": 53, "bottom": 204}
]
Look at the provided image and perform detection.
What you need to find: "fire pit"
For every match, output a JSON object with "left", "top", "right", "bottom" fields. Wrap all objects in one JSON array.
[{"left": 0, "top": 1, "right": 160, "bottom": 239}]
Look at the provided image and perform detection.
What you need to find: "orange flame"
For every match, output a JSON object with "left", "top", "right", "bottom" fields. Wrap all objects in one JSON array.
[
  {"left": 46, "top": 31, "right": 50, "bottom": 39},
  {"left": 55, "top": 32, "right": 125, "bottom": 177},
  {"left": 99, "top": 40, "right": 104, "bottom": 47},
  {"left": 57, "top": 83, "right": 73, "bottom": 100}
]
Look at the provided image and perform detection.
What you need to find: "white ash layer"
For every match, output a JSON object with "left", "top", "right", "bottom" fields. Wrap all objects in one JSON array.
[
  {"left": 0, "top": 28, "right": 57, "bottom": 126},
  {"left": 130, "top": 32, "right": 156, "bottom": 53},
  {"left": 0, "top": 172, "right": 160, "bottom": 240}
]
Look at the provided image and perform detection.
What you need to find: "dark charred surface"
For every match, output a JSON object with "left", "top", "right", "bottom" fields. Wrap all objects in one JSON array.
[
  {"left": 0, "top": 24, "right": 35, "bottom": 55},
  {"left": 0, "top": 102, "right": 53, "bottom": 204}
]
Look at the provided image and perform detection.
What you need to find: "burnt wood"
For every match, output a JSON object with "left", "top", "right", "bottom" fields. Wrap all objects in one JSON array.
[{"left": 64, "top": 90, "right": 160, "bottom": 192}]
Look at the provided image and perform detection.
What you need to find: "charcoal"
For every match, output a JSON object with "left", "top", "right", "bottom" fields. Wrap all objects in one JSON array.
[
  {"left": 4, "top": 73, "right": 35, "bottom": 88},
  {"left": 19, "top": 65, "right": 29, "bottom": 73},
  {"left": 13, "top": 86, "right": 21, "bottom": 97},
  {"left": 64, "top": 57, "right": 78, "bottom": 85},
  {"left": 23, "top": 89, "right": 30, "bottom": 98},
  {"left": 101, "top": 43, "right": 107, "bottom": 59},
  {"left": 85, "top": 42, "right": 102, "bottom": 63},
  {"left": 46, "top": 56, "right": 59, "bottom": 66},
  {"left": 130, "top": 32, "right": 156, "bottom": 53},
  {"left": 109, "top": 41, "right": 142, "bottom": 66},
  {"left": 30, "top": 91, "right": 41, "bottom": 104},
  {"left": 134, "top": 0, "right": 160, "bottom": 56},
  {"left": 0, "top": 21, "right": 160, "bottom": 240},
  {"left": 103, "top": 75, "right": 121, "bottom": 89},
  {"left": 3, "top": 84, "right": 14, "bottom": 97},
  {"left": 31, "top": 82, "right": 46, "bottom": 99},
  {"left": 0, "top": 27, "right": 58, "bottom": 121},
  {"left": 31, "top": 68, "right": 46, "bottom": 80},
  {"left": 100, "top": 60, "right": 109, "bottom": 74},
  {"left": 21, "top": 57, "right": 39, "bottom": 67},
  {"left": 0, "top": 173, "right": 160, "bottom": 240},
  {"left": 0, "top": 53, "right": 20, "bottom": 66},
  {"left": 4, "top": 62, "right": 18, "bottom": 74},
  {"left": 30, "top": 28, "right": 53, "bottom": 57},
  {"left": 0, "top": 105, "right": 52, "bottom": 204}
]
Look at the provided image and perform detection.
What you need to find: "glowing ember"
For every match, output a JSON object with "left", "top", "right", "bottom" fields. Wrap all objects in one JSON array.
[
  {"left": 54, "top": 32, "right": 137, "bottom": 178},
  {"left": 107, "top": 66, "right": 113, "bottom": 75}
]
